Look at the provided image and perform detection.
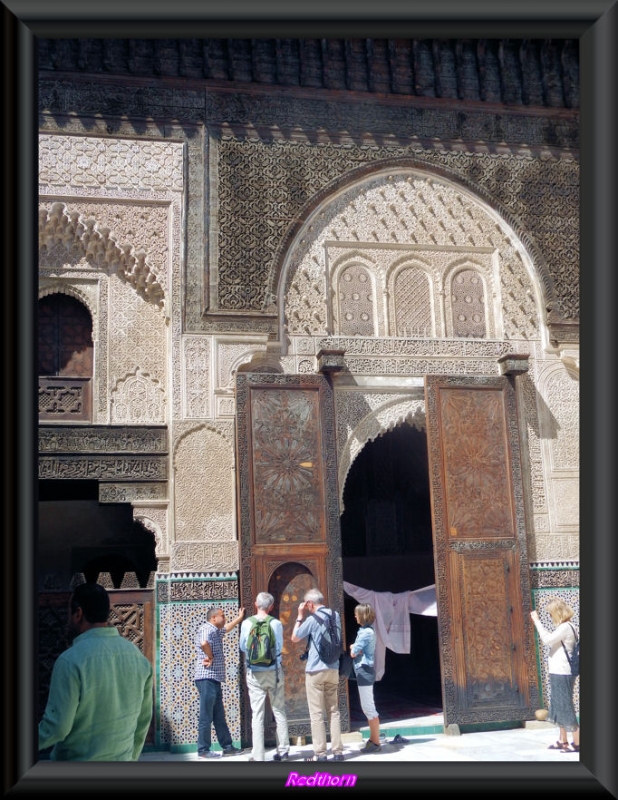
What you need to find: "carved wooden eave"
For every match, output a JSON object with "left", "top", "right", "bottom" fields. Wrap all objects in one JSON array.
[{"left": 38, "top": 39, "right": 579, "bottom": 113}]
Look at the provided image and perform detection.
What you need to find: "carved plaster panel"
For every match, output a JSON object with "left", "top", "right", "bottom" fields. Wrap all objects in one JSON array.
[
  {"left": 171, "top": 542, "right": 239, "bottom": 573},
  {"left": 529, "top": 535, "right": 580, "bottom": 563},
  {"left": 173, "top": 424, "right": 235, "bottom": 542},
  {"left": 108, "top": 277, "right": 168, "bottom": 424},
  {"left": 550, "top": 478, "right": 579, "bottom": 531},
  {"left": 534, "top": 361, "right": 579, "bottom": 541},
  {"left": 111, "top": 368, "right": 166, "bottom": 425},
  {"left": 183, "top": 336, "right": 212, "bottom": 419},
  {"left": 214, "top": 337, "right": 269, "bottom": 390},
  {"left": 215, "top": 396, "right": 236, "bottom": 418},
  {"left": 542, "top": 366, "right": 580, "bottom": 472},
  {"left": 39, "top": 133, "right": 184, "bottom": 194}
]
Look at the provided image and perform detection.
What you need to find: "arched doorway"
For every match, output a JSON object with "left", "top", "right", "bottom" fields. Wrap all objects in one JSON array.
[{"left": 340, "top": 422, "right": 442, "bottom": 724}]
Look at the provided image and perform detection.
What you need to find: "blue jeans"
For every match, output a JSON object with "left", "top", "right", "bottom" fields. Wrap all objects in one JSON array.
[{"left": 195, "top": 679, "right": 233, "bottom": 754}]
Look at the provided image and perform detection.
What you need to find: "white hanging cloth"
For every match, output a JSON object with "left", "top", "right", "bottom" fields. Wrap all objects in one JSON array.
[{"left": 343, "top": 581, "right": 437, "bottom": 681}]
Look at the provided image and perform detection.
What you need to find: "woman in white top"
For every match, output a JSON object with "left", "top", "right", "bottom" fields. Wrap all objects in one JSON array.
[{"left": 530, "top": 598, "right": 579, "bottom": 753}]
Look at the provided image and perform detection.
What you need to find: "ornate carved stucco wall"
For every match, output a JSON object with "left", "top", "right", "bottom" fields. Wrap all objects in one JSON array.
[
  {"left": 38, "top": 133, "right": 182, "bottom": 573},
  {"left": 38, "top": 90, "right": 579, "bottom": 566}
]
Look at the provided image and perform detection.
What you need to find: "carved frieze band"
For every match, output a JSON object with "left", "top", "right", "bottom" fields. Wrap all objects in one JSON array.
[
  {"left": 164, "top": 576, "right": 240, "bottom": 603},
  {"left": 99, "top": 483, "right": 168, "bottom": 503},
  {"left": 319, "top": 338, "right": 516, "bottom": 357},
  {"left": 39, "top": 455, "right": 167, "bottom": 481},
  {"left": 530, "top": 569, "right": 579, "bottom": 588},
  {"left": 39, "top": 425, "right": 167, "bottom": 453}
]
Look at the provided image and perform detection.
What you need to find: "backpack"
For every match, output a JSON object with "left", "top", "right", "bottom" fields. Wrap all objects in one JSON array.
[
  {"left": 310, "top": 608, "right": 343, "bottom": 665},
  {"left": 246, "top": 615, "right": 277, "bottom": 668},
  {"left": 561, "top": 623, "right": 580, "bottom": 677}
]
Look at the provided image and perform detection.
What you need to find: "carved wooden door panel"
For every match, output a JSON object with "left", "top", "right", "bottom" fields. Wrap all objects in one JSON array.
[
  {"left": 425, "top": 375, "right": 539, "bottom": 727},
  {"left": 235, "top": 373, "right": 348, "bottom": 739},
  {"left": 108, "top": 590, "right": 156, "bottom": 745}
]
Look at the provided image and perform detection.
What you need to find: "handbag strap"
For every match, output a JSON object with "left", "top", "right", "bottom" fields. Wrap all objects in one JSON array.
[{"left": 561, "top": 622, "right": 577, "bottom": 664}]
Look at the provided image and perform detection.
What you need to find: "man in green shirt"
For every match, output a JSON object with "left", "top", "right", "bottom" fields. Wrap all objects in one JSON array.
[{"left": 39, "top": 582, "right": 153, "bottom": 761}]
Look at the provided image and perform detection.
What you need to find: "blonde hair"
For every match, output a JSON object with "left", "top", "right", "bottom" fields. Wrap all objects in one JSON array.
[
  {"left": 354, "top": 603, "right": 376, "bottom": 626},
  {"left": 546, "top": 598, "right": 574, "bottom": 626}
]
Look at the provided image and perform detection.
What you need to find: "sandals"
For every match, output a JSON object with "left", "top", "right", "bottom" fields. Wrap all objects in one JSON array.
[
  {"left": 548, "top": 741, "right": 570, "bottom": 750},
  {"left": 561, "top": 743, "right": 580, "bottom": 753}
]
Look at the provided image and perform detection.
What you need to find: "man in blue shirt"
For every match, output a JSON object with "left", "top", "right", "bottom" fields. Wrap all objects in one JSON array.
[
  {"left": 195, "top": 605, "right": 245, "bottom": 758},
  {"left": 38, "top": 582, "right": 153, "bottom": 761},
  {"left": 291, "top": 587, "right": 344, "bottom": 762}
]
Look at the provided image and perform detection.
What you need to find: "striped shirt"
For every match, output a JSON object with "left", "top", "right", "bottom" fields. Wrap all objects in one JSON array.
[{"left": 194, "top": 621, "right": 227, "bottom": 682}]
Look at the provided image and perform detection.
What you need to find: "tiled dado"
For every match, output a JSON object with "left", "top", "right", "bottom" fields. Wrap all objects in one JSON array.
[
  {"left": 155, "top": 573, "right": 245, "bottom": 751},
  {"left": 530, "top": 562, "right": 579, "bottom": 717}
]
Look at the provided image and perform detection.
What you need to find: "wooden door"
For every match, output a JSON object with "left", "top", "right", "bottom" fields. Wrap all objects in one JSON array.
[
  {"left": 235, "top": 373, "right": 348, "bottom": 740},
  {"left": 425, "top": 375, "right": 539, "bottom": 727}
]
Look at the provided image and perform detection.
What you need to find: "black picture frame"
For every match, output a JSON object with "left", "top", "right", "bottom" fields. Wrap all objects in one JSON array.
[{"left": 4, "top": 1, "right": 616, "bottom": 796}]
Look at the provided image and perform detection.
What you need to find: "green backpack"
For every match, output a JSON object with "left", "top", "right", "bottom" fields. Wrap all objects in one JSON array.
[{"left": 246, "top": 615, "right": 277, "bottom": 667}]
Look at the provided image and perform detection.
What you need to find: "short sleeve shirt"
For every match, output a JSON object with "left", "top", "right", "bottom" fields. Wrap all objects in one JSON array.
[{"left": 195, "top": 621, "right": 227, "bottom": 682}]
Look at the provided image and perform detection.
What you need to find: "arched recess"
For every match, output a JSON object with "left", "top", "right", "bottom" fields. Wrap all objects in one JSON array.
[
  {"left": 38, "top": 293, "right": 94, "bottom": 423},
  {"left": 39, "top": 201, "right": 166, "bottom": 311},
  {"left": 277, "top": 160, "right": 551, "bottom": 349},
  {"left": 338, "top": 397, "right": 426, "bottom": 513}
]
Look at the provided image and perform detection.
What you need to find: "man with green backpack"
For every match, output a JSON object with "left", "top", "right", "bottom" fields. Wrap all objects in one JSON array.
[{"left": 239, "top": 592, "right": 290, "bottom": 762}]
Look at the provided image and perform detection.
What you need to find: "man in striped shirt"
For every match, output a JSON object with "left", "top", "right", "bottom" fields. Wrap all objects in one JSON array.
[{"left": 194, "top": 605, "right": 245, "bottom": 758}]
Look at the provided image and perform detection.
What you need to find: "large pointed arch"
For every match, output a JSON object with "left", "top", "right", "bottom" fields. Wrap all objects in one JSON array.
[{"left": 275, "top": 159, "right": 556, "bottom": 347}]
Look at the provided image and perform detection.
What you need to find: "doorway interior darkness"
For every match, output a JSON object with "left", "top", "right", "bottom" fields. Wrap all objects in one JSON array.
[{"left": 340, "top": 422, "right": 442, "bottom": 723}]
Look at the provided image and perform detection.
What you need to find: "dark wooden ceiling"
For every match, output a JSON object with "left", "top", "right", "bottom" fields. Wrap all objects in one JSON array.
[{"left": 39, "top": 38, "right": 579, "bottom": 110}]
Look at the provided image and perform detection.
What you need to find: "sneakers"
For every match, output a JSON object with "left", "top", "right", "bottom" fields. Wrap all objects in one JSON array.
[
  {"left": 272, "top": 752, "right": 289, "bottom": 762},
  {"left": 331, "top": 753, "right": 345, "bottom": 762},
  {"left": 363, "top": 739, "right": 381, "bottom": 752},
  {"left": 198, "top": 750, "right": 221, "bottom": 759},
  {"left": 222, "top": 745, "right": 244, "bottom": 757}
]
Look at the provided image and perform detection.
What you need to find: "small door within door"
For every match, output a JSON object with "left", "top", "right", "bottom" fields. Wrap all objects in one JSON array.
[
  {"left": 425, "top": 375, "right": 539, "bottom": 726},
  {"left": 235, "top": 372, "right": 348, "bottom": 740}
]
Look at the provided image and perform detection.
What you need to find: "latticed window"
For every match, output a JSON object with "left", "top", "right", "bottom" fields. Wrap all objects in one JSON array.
[
  {"left": 393, "top": 267, "right": 433, "bottom": 337},
  {"left": 38, "top": 294, "right": 93, "bottom": 421}
]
